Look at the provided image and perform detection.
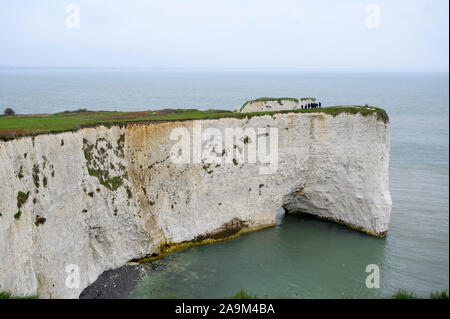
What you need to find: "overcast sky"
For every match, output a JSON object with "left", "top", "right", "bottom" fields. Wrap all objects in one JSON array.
[{"left": 0, "top": 0, "right": 448, "bottom": 71}]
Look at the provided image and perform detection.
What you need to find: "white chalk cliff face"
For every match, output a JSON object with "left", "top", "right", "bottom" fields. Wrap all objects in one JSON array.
[
  {"left": 0, "top": 111, "right": 391, "bottom": 298},
  {"left": 240, "top": 98, "right": 317, "bottom": 112},
  {"left": 240, "top": 99, "right": 299, "bottom": 112}
]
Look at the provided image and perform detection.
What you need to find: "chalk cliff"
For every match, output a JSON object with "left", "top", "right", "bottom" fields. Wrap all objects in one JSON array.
[
  {"left": 240, "top": 98, "right": 299, "bottom": 112},
  {"left": 0, "top": 110, "right": 391, "bottom": 298},
  {"left": 239, "top": 97, "right": 317, "bottom": 112}
]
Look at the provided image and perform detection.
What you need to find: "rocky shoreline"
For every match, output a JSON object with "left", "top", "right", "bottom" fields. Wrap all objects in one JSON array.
[{"left": 79, "top": 263, "right": 145, "bottom": 299}]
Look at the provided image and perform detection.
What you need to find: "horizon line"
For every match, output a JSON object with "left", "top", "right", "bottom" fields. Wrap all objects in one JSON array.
[{"left": 0, "top": 66, "right": 448, "bottom": 73}]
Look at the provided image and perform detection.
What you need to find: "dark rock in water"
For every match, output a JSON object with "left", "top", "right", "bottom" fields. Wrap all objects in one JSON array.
[{"left": 79, "top": 263, "right": 145, "bottom": 299}]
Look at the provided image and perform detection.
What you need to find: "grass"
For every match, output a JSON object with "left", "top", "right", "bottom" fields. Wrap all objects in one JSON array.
[
  {"left": 0, "top": 106, "right": 389, "bottom": 141},
  {"left": 232, "top": 289, "right": 450, "bottom": 299},
  {"left": 231, "top": 289, "right": 260, "bottom": 299},
  {"left": 430, "top": 291, "right": 450, "bottom": 299},
  {"left": 229, "top": 289, "right": 450, "bottom": 299},
  {"left": 393, "top": 290, "right": 449, "bottom": 299},
  {"left": 0, "top": 292, "right": 38, "bottom": 299},
  {"left": 392, "top": 291, "right": 418, "bottom": 299}
]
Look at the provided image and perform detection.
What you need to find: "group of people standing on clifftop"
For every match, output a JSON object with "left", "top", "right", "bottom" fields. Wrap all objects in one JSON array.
[{"left": 301, "top": 102, "right": 321, "bottom": 109}]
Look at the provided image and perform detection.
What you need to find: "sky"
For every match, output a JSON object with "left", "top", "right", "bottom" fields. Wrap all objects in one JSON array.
[{"left": 0, "top": 0, "right": 448, "bottom": 71}]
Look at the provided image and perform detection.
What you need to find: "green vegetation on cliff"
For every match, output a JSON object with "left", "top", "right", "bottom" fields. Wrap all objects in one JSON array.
[
  {"left": 231, "top": 289, "right": 259, "bottom": 299},
  {"left": 0, "top": 106, "right": 388, "bottom": 141},
  {"left": 229, "top": 289, "right": 449, "bottom": 299},
  {"left": 0, "top": 292, "right": 38, "bottom": 299},
  {"left": 392, "top": 290, "right": 449, "bottom": 299}
]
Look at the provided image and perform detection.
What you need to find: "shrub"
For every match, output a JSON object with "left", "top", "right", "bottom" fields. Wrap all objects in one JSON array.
[
  {"left": 392, "top": 290, "right": 449, "bottom": 299},
  {"left": 392, "top": 290, "right": 418, "bottom": 299},
  {"left": 231, "top": 289, "right": 259, "bottom": 299},
  {"left": 4, "top": 108, "right": 15, "bottom": 116},
  {"left": 14, "top": 211, "right": 22, "bottom": 219},
  {"left": 35, "top": 216, "right": 46, "bottom": 226},
  {"left": 430, "top": 291, "right": 449, "bottom": 299},
  {"left": 17, "top": 191, "right": 30, "bottom": 209}
]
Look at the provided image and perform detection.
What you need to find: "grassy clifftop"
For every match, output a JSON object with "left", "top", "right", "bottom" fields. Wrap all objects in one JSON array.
[{"left": 0, "top": 106, "right": 389, "bottom": 141}]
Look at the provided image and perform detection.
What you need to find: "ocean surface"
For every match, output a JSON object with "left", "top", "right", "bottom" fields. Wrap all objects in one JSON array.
[{"left": 1, "top": 68, "right": 448, "bottom": 298}]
